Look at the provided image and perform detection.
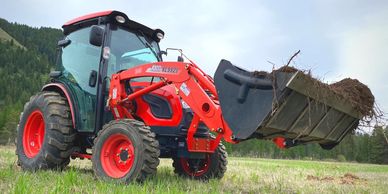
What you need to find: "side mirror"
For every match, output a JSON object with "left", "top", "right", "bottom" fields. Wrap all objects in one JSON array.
[
  {"left": 57, "top": 39, "right": 71, "bottom": 48},
  {"left": 89, "top": 25, "right": 105, "bottom": 47},
  {"left": 159, "top": 50, "right": 167, "bottom": 59},
  {"left": 160, "top": 50, "right": 167, "bottom": 56}
]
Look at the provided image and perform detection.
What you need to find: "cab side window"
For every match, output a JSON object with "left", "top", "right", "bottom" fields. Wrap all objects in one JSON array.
[{"left": 59, "top": 27, "right": 102, "bottom": 94}]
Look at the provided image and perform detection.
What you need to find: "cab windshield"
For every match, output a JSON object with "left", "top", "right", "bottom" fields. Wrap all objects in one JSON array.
[{"left": 107, "top": 26, "right": 160, "bottom": 77}]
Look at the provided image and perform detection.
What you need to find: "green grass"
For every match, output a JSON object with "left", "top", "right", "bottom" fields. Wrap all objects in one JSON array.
[
  {"left": 1, "top": 146, "right": 387, "bottom": 194},
  {"left": 0, "top": 28, "right": 26, "bottom": 49}
]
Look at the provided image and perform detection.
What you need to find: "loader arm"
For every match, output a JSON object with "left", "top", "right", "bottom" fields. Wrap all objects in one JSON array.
[{"left": 108, "top": 61, "right": 237, "bottom": 153}]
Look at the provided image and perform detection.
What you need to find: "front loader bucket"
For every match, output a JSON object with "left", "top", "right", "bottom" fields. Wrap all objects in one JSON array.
[{"left": 214, "top": 59, "right": 361, "bottom": 147}]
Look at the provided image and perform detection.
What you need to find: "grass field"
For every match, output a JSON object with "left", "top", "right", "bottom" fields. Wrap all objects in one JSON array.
[{"left": 1, "top": 146, "right": 387, "bottom": 194}]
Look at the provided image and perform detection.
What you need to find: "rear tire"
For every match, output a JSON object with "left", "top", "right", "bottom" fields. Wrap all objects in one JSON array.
[
  {"left": 172, "top": 143, "right": 228, "bottom": 180},
  {"left": 92, "top": 119, "right": 160, "bottom": 182},
  {"left": 16, "top": 91, "right": 75, "bottom": 170}
]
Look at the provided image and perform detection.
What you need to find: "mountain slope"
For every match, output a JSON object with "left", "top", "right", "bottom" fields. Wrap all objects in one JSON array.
[
  {"left": 0, "top": 27, "right": 25, "bottom": 49},
  {"left": 0, "top": 18, "right": 62, "bottom": 143},
  {"left": 0, "top": 18, "right": 62, "bottom": 64}
]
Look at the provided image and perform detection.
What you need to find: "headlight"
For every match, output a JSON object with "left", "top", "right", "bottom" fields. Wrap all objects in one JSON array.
[
  {"left": 156, "top": 32, "right": 164, "bottom": 40},
  {"left": 115, "top": 15, "right": 126, "bottom": 23}
]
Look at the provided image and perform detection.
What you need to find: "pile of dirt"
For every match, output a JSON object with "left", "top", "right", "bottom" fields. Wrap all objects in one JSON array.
[
  {"left": 343, "top": 173, "right": 360, "bottom": 179},
  {"left": 329, "top": 78, "right": 374, "bottom": 117},
  {"left": 306, "top": 173, "right": 367, "bottom": 185},
  {"left": 320, "top": 176, "right": 335, "bottom": 181},
  {"left": 251, "top": 60, "right": 377, "bottom": 121},
  {"left": 275, "top": 66, "right": 298, "bottom": 73},
  {"left": 252, "top": 71, "right": 270, "bottom": 77},
  {"left": 340, "top": 173, "right": 364, "bottom": 185},
  {"left": 253, "top": 64, "right": 376, "bottom": 119},
  {"left": 252, "top": 65, "right": 300, "bottom": 78},
  {"left": 251, "top": 66, "right": 298, "bottom": 77}
]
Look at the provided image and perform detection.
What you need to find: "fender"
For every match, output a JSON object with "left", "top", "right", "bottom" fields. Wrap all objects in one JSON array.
[{"left": 42, "top": 83, "right": 76, "bottom": 128}]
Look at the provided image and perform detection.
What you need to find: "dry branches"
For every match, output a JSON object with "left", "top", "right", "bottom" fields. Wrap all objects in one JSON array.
[{"left": 286, "top": 50, "right": 301, "bottom": 67}]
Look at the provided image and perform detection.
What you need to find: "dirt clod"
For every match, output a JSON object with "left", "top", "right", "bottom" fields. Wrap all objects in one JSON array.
[
  {"left": 320, "top": 176, "right": 335, "bottom": 181},
  {"left": 306, "top": 175, "right": 320, "bottom": 181},
  {"left": 343, "top": 173, "right": 360, "bottom": 179},
  {"left": 340, "top": 173, "right": 366, "bottom": 185}
]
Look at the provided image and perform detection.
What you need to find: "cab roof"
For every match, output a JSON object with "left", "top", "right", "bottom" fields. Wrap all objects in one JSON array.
[{"left": 62, "top": 10, "right": 164, "bottom": 42}]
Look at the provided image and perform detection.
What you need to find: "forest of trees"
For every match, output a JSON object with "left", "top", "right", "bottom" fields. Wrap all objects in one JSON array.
[
  {"left": 0, "top": 18, "right": 62, "bottom": 144},
  {"left": 224, "top": 127, "right": 388, "bottom": 164},
  {"left": 0, "top": 18, "right": 387, "bottom": 164}
]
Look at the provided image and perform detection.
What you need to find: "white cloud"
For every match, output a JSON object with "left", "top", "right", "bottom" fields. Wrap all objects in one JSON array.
[
  {"left": 158, "top": 1, "right": 275, "bottom": 74},
  {"left": 335, "top": 12, "right": 388, "bottom": 112}
]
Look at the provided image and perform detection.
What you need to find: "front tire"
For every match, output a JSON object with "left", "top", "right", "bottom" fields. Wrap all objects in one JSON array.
[
  {"left": 172, "top": 143, "right": 228, "bottom": 180},
  {"left": 16, "top": 91, "right": 75, "bottom": 170},
  {"left": 92, "top": 119, "right": 160, "bottom": 182}
]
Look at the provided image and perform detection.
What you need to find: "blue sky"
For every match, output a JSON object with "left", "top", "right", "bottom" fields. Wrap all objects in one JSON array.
[{"left": 1, "top": 0, "right": 388, "bottom": 115}]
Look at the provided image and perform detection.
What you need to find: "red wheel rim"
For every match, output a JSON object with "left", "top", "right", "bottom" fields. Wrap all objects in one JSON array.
[
  {"left": 23, "top": 110, "right": 45, "bottom": 158},
  {"left": 180, "top": 155, "right": 211, "bottom": 177},
  {"left": 100, "top": 133, "right": 135, "bottom": 178}
]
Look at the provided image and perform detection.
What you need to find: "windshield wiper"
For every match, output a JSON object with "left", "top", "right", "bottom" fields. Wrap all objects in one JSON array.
[{"left": 135, "top": 30, "right": 161, "bottom": 61}]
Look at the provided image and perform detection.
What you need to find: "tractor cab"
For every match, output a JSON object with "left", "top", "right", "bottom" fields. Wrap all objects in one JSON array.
[{"left": 55, "top": 11, "right": 164, "bottom": 133}]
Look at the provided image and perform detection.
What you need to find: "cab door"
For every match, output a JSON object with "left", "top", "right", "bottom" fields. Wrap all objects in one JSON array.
[{"left": 57, "top": 26, "right": 103, "bottom": 132}]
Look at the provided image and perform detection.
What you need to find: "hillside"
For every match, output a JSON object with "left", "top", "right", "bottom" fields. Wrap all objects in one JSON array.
[
  {"left": 0, "top": 18, "right": 62, "bottom": 64},
  {"left": 0, "top": 27, "right": 25, "bottom": 49},
  {"left": 0, "top": 18, "right": 62, "bottom": 143}
]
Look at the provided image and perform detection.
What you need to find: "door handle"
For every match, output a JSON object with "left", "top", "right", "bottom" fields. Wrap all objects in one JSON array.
[{"left": 89, "top": 70, "right": 98, "bottom": 87}]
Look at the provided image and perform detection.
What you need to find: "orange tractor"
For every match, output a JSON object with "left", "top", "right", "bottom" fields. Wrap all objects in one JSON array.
[{"left": 16, "top": 11, "right": 362, "bottom": 182}]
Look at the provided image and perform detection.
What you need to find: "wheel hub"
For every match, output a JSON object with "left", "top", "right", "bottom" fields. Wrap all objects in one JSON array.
[
  {"left": 23, "top": 110, "right": 45, "bottom": 158},
  {"left": 100, "top": 134, "right": 135, "bottom": 178},
  {"left": 119, "top": 150, "right": 129, "bottom": 161},
  {"left": 180, "top": 155, "right": 211, "bottom": 177}
]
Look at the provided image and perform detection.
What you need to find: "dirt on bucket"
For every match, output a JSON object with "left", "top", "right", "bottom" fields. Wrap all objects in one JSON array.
[
  {"left": 253, "top": 64, "right": 376, "bottom": 120},
  {"left": 251, "top": 59, "right": 380, "bottom": 121},
  {"left": 329, "top": 78, "right": 374, "bottom": 117},
  {"left": 275, "top": 66, "right": 299, "bottom": 73},
  {"left": 252, "top": 71, "right": 270, "bottom": 77},
  {"left": 252, "top": 65, "right": 299, "bottom": 76}
]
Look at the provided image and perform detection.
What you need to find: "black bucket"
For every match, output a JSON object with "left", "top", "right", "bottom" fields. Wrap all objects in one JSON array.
[{"left": 214, "top": 59, "right": 361, "bottom": 148}]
